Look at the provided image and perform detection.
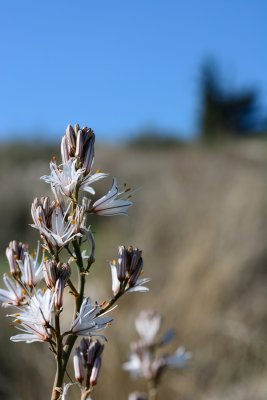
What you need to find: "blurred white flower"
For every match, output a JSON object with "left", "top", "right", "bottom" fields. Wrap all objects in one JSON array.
[
  {"left": 91, "top": 178, "right": 133, "bottom": 216},
  {"left": 123, "top": 351, "right": 155, "bottom": 380},
  {"left": 122, "top": 353, "right": 143, "bottom": 378},
  {"left": 165, "top": 347, "right": 192, "bottom": 369},
  {"left": 135, "top": 310, "right": 162, "bottom": 344},
  {"left": 128, "top": 392, "right": 148, "bottom": 400}
]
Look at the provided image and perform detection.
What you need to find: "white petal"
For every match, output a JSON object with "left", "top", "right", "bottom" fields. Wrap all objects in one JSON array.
[
  {"left": 10, "top": 333, "right": 41, "bottom": 343},
  {"left": 127, "top": 286, "right": 149, "bottom": 293}
]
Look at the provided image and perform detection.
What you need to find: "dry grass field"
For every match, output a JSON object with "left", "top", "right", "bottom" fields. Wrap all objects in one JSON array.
[{"left": 0, "top": 138, "right": 266, "bottom": 399}]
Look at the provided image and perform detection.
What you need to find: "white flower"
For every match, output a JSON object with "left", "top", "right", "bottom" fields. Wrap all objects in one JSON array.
[
  {"left": 123, "top": 351, "right": 153, "bottom": 379},
  {"left": 110, "top": 262, "right": 150, "bottom": 295},
  {"left": 165, "top": 347, "right": 192, "bottom": 369},
  {"left": 9, "top": 289, "right": 55, "bottom": 343},
  {"left": 123, "top": 353, "right": 143, "bottom": 377},
  {"left": 110, "top": 262, "right": 121, "bottom": 295},
  {"left": 135, "top": 310, "right": 162, "bottom": 344},
  {"left": 8, "top": 289, "right": 54, "bottom": 327},
  {"left": 127, "top": 278, "right": 151, "bottom": 293},
  {"left": 71, "top": 298, "right": 113, "bottom": 337},
  {"left": 31, "top": 202, "right": 83, "bottom": 248},
  {"left": 109, "top": 246, "right": 150, "bottom": 295},
  {"left": 91, "top": 178, "right": 133, "bottom": 216},
  {"left": 41, "top": 159, "right": 107, "bottom": 199},
  {"left": 16, "top": 243, "right": 44, "bottom": 288},
  {"left": 10, "top": 323, "right": 52, "bottom": 343},
  {"left": 0, "top": 274, "right": 25, "bottom": 307}
]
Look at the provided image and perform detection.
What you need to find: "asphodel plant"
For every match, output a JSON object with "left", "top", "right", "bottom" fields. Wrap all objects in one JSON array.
[{"left": 0, "top": 124, "right": 150, "bottom": 400}]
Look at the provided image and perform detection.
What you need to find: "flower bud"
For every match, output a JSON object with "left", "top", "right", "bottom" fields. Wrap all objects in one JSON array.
[
  {"left": 90, "top": 357, "right": 101, "bottom": 386},
  {"left": 44, "top": 260, "right": 57, "bottom": 288},
  {"left": 31, "top": 197, "right": 53, "bottom": 228},
  {"left": 6, "top": 241, "right": 28, "bottom": 278},
  {"left": 73, "top": 347, "right": 84, "bottom": 384},
  {"left": 87, "top": 340, "right": 104, "bottom": 367},
  {"left": 80, "top": 337, "right": 90, "bottom": 365},
  {"left": 117, "top": 246, "right": 127, "bottom": 281},
  {"left": 83, "top": 131, "right": 95, "bottom": 175},
  {"left": 44, "top": 261, "right": 71, "bottom": 308},
  {"left": 54, "top": 278, "right": 64, "bottom": 309},
  {"left": 61, "top": 135, "right": 69, "bottom": 164},
  {"left": 66, "top": 124, "right": 76, "bottom": 156},
  {"left": 128, "top": 258, "right": 143, "bottom": 287},
  {"left": 75, "top": 129, "right": 84, "bottom": 159},
  {"left": 128, "top": 247, "right": 142, "bottom": 274}
]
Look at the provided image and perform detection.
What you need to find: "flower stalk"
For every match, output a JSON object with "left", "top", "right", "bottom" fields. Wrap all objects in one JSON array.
[{"left": 0, "top": 123, "right": 150, "bottom": 399}]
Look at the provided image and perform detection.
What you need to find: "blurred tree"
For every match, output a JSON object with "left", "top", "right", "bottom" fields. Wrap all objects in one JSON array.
[{"left": 199, "top": 60, "right": 260, "bottom": 140}]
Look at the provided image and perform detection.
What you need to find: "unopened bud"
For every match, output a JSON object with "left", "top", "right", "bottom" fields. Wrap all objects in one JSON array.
[
  {"left": 44, "top": 261, "right": 71, "bottom": 307},
  {"left": 75, "top": 130, "right": 84, "bottom": 159},
  {"left": 128, "top": 247, "right": 142, "bottom": 274},
  {"left": 90, "top": 357, "right": 101, "bottom": 386},
  {"left": 54, "top": 278, "right": 64, "bottom": 309},
  {"left": 87, "top": 340, "right": 104, "bottom": 367},
  {"left": 74, "top": 123, "right": 80, "bottom": 135},
  {"left": 80, "top": 337, "right": 90, "bottom": 364},
  {"left": 61, "top": 135, "right": 69, "bottom": 164},
  {"left": 128, "top": 258, "right": 143, "bottom": 287},
  {"left": 83, "top": 130, "right": 95, "bottom": 175},
  {"left": 44, "top": 260, "right": 57, "bottom": 288},
  {"left": 117, "top": 246, "right": 127, "bottom": 281},
  {"left": 73, "top": 347, "right": 84, "bottom": 384},
  {"left": 66, "top": 124, "right": 76, "bottom": 156},
  {"left": 6, "top": 241, "right": 28, "bottom": 278}
]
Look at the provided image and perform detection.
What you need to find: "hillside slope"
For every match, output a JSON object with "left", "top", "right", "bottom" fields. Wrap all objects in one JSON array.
[{"left": 0, "top": 139, "right": 266, "bottom": 400}]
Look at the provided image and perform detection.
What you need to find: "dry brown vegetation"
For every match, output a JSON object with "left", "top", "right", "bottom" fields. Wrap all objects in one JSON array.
[{"left": 0, "top": 138, "right": 266, "bottom": 399}]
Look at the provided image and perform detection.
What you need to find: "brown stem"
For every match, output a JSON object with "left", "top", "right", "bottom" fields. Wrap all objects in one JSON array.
[
  {"left": 95, "top": 291, "right": 123, "bottom": 317},
  {"left": 68, "top": 279, "right": 79, "bottom": 297},
  {"left": 148, "top": 378, "right": 158, "bottom": 400},
  {"left": 61, "top": 239, "right": 87, "bottom": 384},
  {"left": 51, "top": 311, "right": 63, "bottom": 400}
]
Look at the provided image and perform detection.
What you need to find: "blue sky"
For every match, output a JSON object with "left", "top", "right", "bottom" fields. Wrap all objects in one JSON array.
[{"left": 0, "top": 0, "right": 266, "bottom": 141}]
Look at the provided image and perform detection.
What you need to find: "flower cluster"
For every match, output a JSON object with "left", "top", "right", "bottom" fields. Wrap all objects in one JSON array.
[
  {"left": 124, "top": 310, "right": 191, "bottom": 399},
  {"left": 110, "top": 246, "right": 150, "bottom": 295},
  {"left": 0, "top": 123, "right": 150, "bottom": 400},
  {"left": 73, "top": 337, "right": 104, "bottom": 398}
]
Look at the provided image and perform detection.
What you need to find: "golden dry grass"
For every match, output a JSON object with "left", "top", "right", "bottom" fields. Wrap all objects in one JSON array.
[{"left": 0, "top": 138, "right": 266, "bottom": 399}]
